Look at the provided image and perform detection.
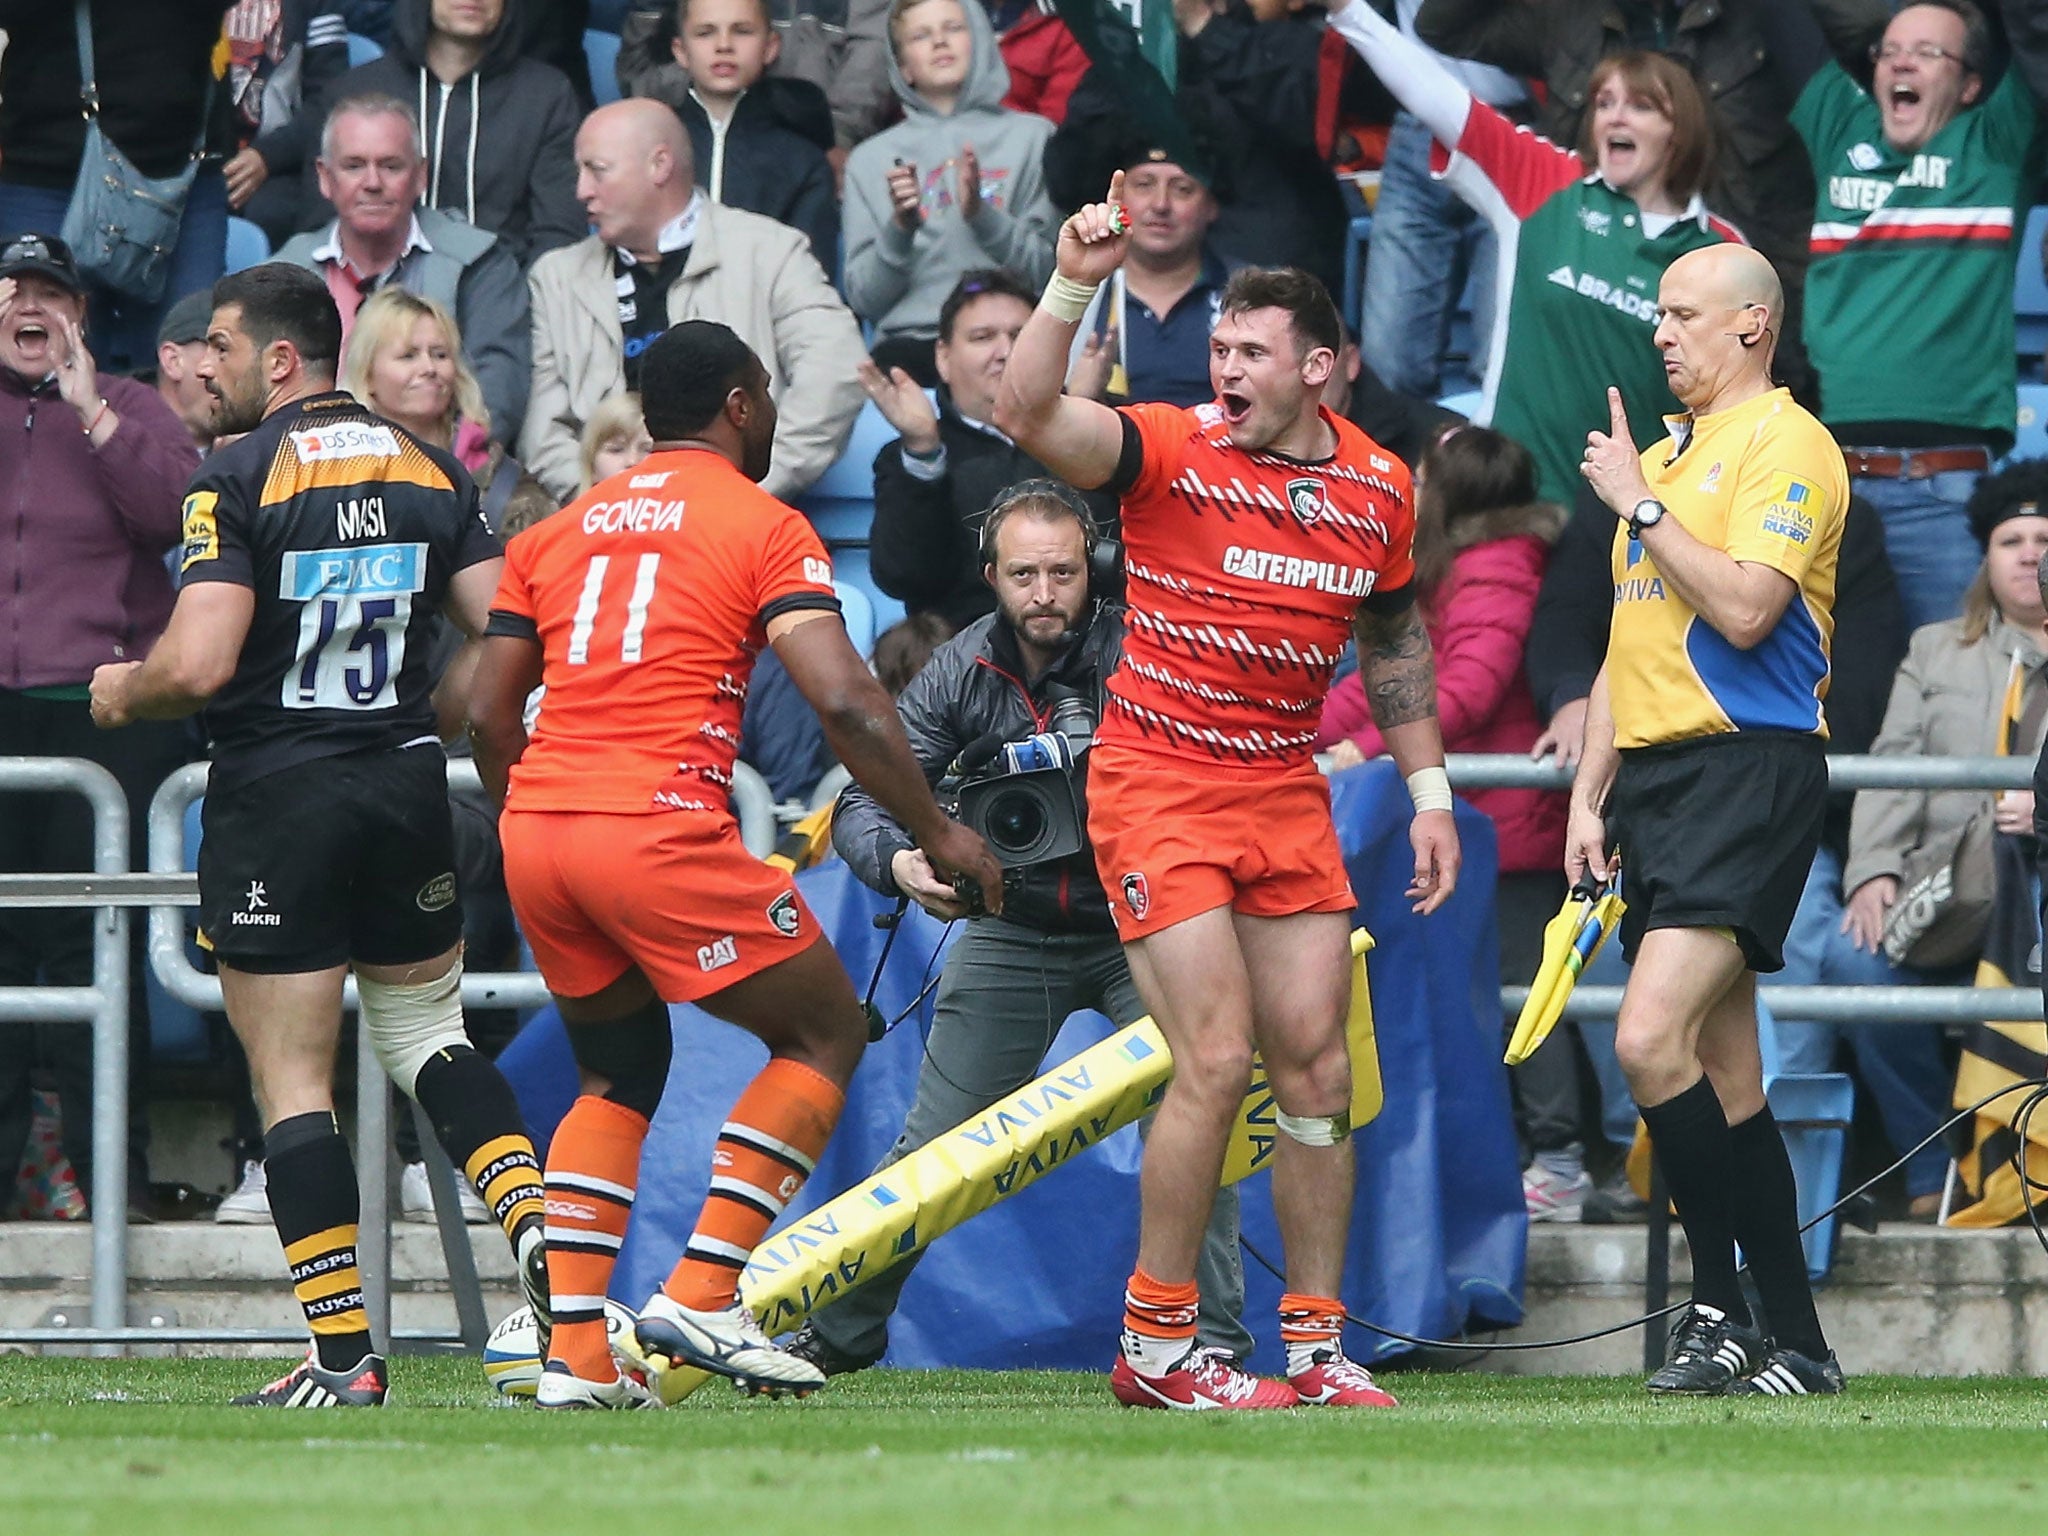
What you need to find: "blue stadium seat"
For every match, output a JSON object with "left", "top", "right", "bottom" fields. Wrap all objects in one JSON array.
[
  {"left": 1755, "top": 1003, "right": 1855, "bottom": 1283},
  {"left": 224, "top": 217, "right": 271, "bottom": 275},
  {"left": 585, "top": 29, "right": 622, "bottom": 107},
  {"left": 835, "top": 580, "right": 876, "bottom": 655},
  {"left": 797, "top": 403, "right": 915, "bottom": 639},
  {"left": 2015, "top": 205, "right": 2048, "bottom": 370},
  {"left": 1436, "top": 388, "right": 1484, "bottom": 420},
  {"left": 2013, "top": 384, "right": 2048, "bottom": 464},
  {"left": 1340, "top": 213, "right": 1373, "bottom": 337},
  {"left": 147, "top": 797, "right": 209, "bottom": 1063},
  {"left": 346, "top": 31, "right": 383, "bottom": 67},
  {"left": 805, "top": 400, "right": 901, "bottom": 502}
]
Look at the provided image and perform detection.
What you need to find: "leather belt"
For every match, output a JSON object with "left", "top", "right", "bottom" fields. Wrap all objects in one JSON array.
[{"left": 1841, "top": 445, "right": 1993, "bottom": 480}]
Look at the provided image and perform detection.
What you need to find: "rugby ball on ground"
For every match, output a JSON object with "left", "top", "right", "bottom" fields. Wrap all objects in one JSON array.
[{"left": 483, "top": 1299, "right": 639, "bottom": 1398}]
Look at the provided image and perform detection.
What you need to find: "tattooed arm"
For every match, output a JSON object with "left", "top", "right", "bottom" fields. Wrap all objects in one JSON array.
[
  {"left": 1354, "top": 600, "right": 1448, "bottom": 777},
  {"left": 1354, "top": 599, "right": 1462, "bottom": 912}
]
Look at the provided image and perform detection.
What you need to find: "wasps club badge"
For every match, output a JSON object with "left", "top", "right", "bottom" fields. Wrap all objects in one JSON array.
[
  {"left": 1121, "top": 872, "right": 1151, "bottom": 920},
  {"left": 1285, "top": 477, "right": 1327, "bottom": 527}
]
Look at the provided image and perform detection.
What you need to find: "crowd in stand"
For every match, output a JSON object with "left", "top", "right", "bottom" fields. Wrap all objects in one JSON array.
[{"left": 3, "top": 0, "right": 2047, "bottom": 1243}]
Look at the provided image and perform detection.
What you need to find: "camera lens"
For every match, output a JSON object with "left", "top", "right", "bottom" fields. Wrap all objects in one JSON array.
[{"left": 985, "top": 788, "right": 1047, "bottom": 855}]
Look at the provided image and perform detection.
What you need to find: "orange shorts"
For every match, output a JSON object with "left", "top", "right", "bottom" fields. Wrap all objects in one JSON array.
[
  {"left": 1087, "top": 743, "right": 1355, "bottom": 941},
  {"left": 499, "top": 808, "right": 818, "bottom": 1002}
]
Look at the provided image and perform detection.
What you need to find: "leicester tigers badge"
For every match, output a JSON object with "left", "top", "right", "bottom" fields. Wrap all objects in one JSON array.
[
  {"left": 1285, "top": 477, "right": 1327, "bottom": 526},
  {"left": 767, "top": 891, "right": 801, "bottom": 937},
  {"left": 1121, "top": 872, "right": 1150, "bottom": 920}
]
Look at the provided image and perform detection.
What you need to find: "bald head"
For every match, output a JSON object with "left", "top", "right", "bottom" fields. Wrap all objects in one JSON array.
[
  {"left": 576, "top": 99, "right": 696, "bottom": 259},
  {"left": 1653, "top": 244, "right": 1786, "bottom": 412}
]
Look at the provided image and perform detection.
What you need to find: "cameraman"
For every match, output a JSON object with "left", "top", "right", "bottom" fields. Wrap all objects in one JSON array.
[{"left": 789, "top": 481, "right": 1254, "bottom": 1375}]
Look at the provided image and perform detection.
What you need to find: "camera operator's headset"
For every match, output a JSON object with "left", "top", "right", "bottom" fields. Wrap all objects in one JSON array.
[{"left": 976, "top": 478, "right": 1123, "bottom": 600}]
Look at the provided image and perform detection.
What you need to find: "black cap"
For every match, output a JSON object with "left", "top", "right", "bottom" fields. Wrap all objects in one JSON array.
[
  {"left": 0, "top": 233, "right": 85, "bottom": 294},
  {"left": 157, "top": 290, "right": 214, "bottom": 348},
  {"left": 1966, "top": 457, "right": 2048, "bottom": 546}
]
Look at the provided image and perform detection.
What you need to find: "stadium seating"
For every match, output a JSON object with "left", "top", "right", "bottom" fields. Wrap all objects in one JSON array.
[
  {"left": 2015, "top": 205, "right": 2048, "bottom": 370},
  {"left": 797, "top": 401, "right": 910, "bottom": 636},
  {"left": 585, "top": 29, "right": 622, "bottom": 107},
  {"left": 145, "top": 799, "right": 209, "bottom": 1063},
  {"left": 1340, "top": 213, "right": 1373, "bottom": 336},
  {"left": 835, "top": 580, "right": 877, "bottom": 655},
  {"left": 224, "top": 217, "right": 271, "bottom": 276},
  {"left": 2014, "top": 383, "right": 2048, "bottom": 463},
  {"left": 1755, "top": 1003, "right": 1855, "bottom": 1283},
  {"left": 346, "top": 32, "right": 382, "bottom": 67}
]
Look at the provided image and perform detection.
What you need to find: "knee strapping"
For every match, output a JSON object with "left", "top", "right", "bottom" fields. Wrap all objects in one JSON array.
[
  {"left": 566, "top": 998, "right": 673, "bottom": 1120},
  {"left": 358, "top": 962, "right": 470, "bottom": 1097},
  {"left": 1274, "top": 1108, "right": 1352, "bottom": 1147}
]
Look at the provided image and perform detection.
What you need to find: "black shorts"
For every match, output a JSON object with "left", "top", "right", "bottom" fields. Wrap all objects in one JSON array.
[
  {"left": 1607, "top": 732, "right": 1827, "bottom": 974},
  {"left": 198, "top": 744, "right": 464, "bottom": 974}
]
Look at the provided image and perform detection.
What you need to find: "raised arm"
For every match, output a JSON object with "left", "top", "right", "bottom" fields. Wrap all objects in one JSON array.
[
  {"left": 1325, "top": 0, "right": 1477, "bottom": 154},
  {"left": 990, "top": 170, "right": 1136, "bottom": 491}
]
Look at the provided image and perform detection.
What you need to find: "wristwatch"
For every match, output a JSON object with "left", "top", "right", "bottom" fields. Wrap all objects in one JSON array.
[{"left": 1628, "top": 497, "right": 1667, "bottom": 535}]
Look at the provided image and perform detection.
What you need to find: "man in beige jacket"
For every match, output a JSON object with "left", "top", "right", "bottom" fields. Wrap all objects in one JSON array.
[{"left": 523, "top": 98, "right": 864, "bottom": 503}]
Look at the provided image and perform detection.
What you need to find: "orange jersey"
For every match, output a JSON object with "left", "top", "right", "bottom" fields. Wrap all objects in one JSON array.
[
  {"left": 1104, "top": 402, "right": 1417, "bottom": 770},
  {"left": 485, "top": 448, "right": 838, "bottom": 814}
]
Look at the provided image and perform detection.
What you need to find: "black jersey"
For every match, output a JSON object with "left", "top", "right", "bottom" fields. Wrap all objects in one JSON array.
[{"left": 178, "top": 392, "right": 500, "bottom": 791}]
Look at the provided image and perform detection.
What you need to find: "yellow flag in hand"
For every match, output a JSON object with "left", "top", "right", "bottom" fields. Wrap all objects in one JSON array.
[{"left": 1505, "top": 872, "right": 1625, "bottom": 1066}]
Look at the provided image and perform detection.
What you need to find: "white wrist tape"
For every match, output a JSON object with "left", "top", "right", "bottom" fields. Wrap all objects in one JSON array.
[
  {"left": 1406, "top": 765, "right": 1454, "bottom": 815},
  {"left": 1040, "top": 272, "right": 1101, "bottom": 323}
]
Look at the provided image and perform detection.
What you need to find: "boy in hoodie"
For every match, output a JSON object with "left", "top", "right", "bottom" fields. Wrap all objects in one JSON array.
[
  {"left": 671, "top": 0, "right": 840, "bottom": 268},
  {"left": 843, "top": 0, "right": 1057, "bottom": 380},
  {"left": 306, "top": 0, "right": 584, "bottom": 267}
]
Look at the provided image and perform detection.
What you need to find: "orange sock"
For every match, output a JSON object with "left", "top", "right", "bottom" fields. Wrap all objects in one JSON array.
[
  {"left": 1121, "top": 1265, "right": 1199, "bottom": 1376},
  {"left": 1278, "top": 1291, "right": 1345, "bottom": 1371},
  {"left": 543, "top": 1095, "right": 647, "bottom": 1380},
  {"left": 664, "top": 1057, "right": 844, "bottom": 1311}
]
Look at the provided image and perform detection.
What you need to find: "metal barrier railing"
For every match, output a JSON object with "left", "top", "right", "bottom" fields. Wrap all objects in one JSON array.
[
  {"left": 0, "top": 758, "right": 130, "bottom": 1353},
  {"left": 1, "top": 749, "right": 2037, "bottom": 1357}
]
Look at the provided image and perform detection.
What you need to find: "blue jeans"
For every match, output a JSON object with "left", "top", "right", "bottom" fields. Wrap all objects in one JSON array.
[
  {"left": 1359, "top": 111, "right": 1499, "bottom": 399},
  {"left": 1768, "top": 846, "right": 1954, "bottom": 1198},
  {"left": 1854, "top": 469, "right": 1983, "bottom": 633},
  {"left": 0, "top": 169, "right": 228, "bottom": 376}
]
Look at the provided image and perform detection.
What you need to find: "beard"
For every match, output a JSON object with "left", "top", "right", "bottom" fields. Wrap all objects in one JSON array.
[{"left": 208, "top": 372, "right": 268, "bottom": 437}]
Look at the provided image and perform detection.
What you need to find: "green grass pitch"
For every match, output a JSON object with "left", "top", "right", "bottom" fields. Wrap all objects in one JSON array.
[{"left": 0, "top": 1357, "right": 2042, "bottom": 1535}]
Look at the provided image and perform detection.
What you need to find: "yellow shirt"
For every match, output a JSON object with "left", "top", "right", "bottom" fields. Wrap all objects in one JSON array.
[{"left": 1606, "top": 387, "right": 1848, "bottom": 750}]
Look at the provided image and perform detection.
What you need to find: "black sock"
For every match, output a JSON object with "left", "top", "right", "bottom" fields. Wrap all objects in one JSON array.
[
  {"left": 1638, "top": 1076, "right": 1750, "bottom": 1325},
  {"left": 263, "top": 1111, "right": 373, "bottom": 1372},
  {"left": 1726, "top": 1105, "right": 1828, "bottom": 1358},
  {"left": 411, "top": 1047, "right": 545, "bottom": 1242}
]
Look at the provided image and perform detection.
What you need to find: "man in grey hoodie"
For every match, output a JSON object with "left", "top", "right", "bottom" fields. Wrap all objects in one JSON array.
[
  {"left": 303, "top": 0, "right": 584, "bottom": 267},
  {"left": 843, "top": 0, "right": 1058, "bottom": 379}
]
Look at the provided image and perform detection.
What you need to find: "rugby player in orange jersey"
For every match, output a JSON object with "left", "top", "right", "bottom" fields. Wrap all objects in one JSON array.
[
  {"left": 992, "top": 173, "right": 1463, "bottom": 1411},
  {"left": 468, "top": 321, "right": 1002, "bottom": 1407}
]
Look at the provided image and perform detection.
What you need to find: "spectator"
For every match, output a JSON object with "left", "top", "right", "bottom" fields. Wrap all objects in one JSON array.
[
  {"left": 872, "top": 610, "right": 956, "bottom": 694},
  {"left": 1327, "top": 0, "right": 1740, "bottom": 510},
  {"left": 522, "top": 97, "right": 864, "bottom": 501},
  {"left": 619, "top": 0, "right": 896, "bottom": 158},
  {"left": 862, "top": 268, "right": 1116, "bottom": 627},
  {"left": 276, "top": 93, "right": 531, "bottom": 445},
  {"left": 987, "top": 0, "right": 1087, "bottom": 124},
  {"left": 221, "top": 2, "right": 353, "bottom": 248},
  {"left": 1065, "top": 143, "right": 1236, "bottom": 410},
  {"left": 1788, "top": 0, "right": 2047, "bottom": 631},
  {"left": 1359, "top": 0, "right": 1524, "bottom": 400},
  {"left": 667, "top": 0, "right": 841, "bottom": 266},
  {"left": 1802, "top": 463, "right": 2048, "bottom": 1218},
  {"left": 0, "top": 0, "right": 233, "bottom": 373},
  {"left": 579, "top": 390, "right": 654, "bottom": 491},
  {"left": 0, "top": 234, "right": 200, "bottom": 1215},
  {"left": 1414, "top": 0, "right": 1818, "bottom": 398},
  {"left": 1312, "top": 428, "right": 1571, "bottom": 1206},
  {"left": 843, "top": 0, "right": 1059, "bottom": 381},
  {"left": 338, "top": 285, "right": 538, "bottom": 522},
  {"left": 153, "top": 291, "right": 221, "bottom": 451},
  {"left": 1050, "top": 0, "right": 1352, "bottom": 300},
  {"left": 1321, "top": 322, "right": 1463, "bottom": 473},
  {"left": 309, "top": 0, "right": 584, "bottom": 267}
]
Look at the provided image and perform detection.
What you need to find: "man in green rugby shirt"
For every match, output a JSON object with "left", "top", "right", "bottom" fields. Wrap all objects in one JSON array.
[{"left": 1793, "top": 0, "right": 2048, "bottom": 630}]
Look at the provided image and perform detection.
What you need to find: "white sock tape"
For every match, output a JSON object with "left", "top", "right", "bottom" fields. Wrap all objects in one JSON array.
[
  {"left": 1406, "top": 765, "right": 1454, "bottom": 815},
  {"left": 359, "top": 960, "right": 469, "bottom": 1097}
]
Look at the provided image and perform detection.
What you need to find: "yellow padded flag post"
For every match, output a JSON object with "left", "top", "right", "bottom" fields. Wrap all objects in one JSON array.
[{"left": 636, "top": 928, "right": 1382, "bottom": 1403}]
